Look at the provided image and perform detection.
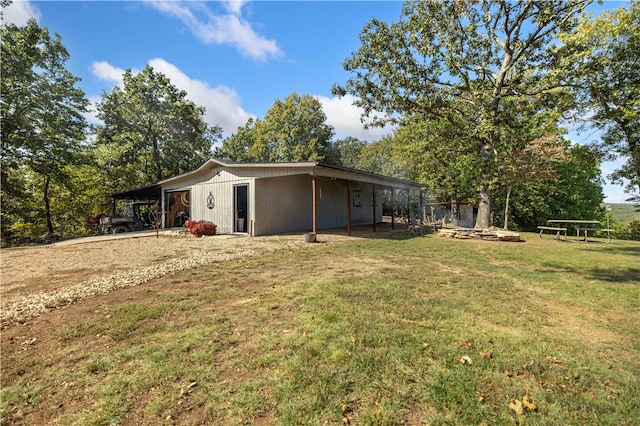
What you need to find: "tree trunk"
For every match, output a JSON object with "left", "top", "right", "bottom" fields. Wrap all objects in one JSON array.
[
  {"left": 475, "top": 181, "right": 492, "bottom": 229},
  {"left": 153, "top": 137, "right": 162, "bottom": 181},
  {"left": 450, "top": 193, "right": 458, "bottom": 226},
  {"left": 475, "top": 42, "right": 512, "bottom": 230},
  {"left": 43, "top": 174, "right": 54, "bottom": 235},
  {"left": 503, "top": 185, "right": 512, "bottom": 230},
  {"left": 475, "top": 141, "right": 495, "bottom": 229}
]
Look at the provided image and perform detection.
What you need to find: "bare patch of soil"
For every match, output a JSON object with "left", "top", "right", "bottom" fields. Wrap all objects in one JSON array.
[{"left": 0, "top": 230, "right": 361, "bottom": 327}]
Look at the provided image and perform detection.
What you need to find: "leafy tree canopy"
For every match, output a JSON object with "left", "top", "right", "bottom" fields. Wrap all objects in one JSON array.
[
  {"left": 333, "top": 137, "right": 367, "bottom": 169},
  {"left": 220, "top": 93, "right": 335, "bottom": 163},
  {"left": 94, "top": 65, "right": 221, "bottom": 189},
  {"left": 493, "top": 142, "right": 604, "bottom": 231},
  {"left": 1, "top": 19, "right": 88, "bottom": 241},
  {"left": 333, "top": 0, "right": 591, "bottom": 228},
  {"left": 560, "top": 1, "right": 640, "bottom": 205}
]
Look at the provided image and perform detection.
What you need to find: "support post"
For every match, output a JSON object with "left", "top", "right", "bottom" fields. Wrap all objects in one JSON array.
[
  {"left": 347, "top": 181, "right": 352, "bottom": 236},
  {"left": 312, "top": 175, "right": 317, "bottom": 234},
  {"left": 372, "top": 183, "right": 376, "bottom": 232},
  {"left": 391, "top": 187, "right": 396, "bottom": 229},
  {"left": 161, "top": 192, "right": 165, "bottom": 229}
]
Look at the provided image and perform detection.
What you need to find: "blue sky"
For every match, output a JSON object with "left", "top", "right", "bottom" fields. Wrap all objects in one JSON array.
[{"left": 3, "top": 0, "right": 632, "bottom": 203}]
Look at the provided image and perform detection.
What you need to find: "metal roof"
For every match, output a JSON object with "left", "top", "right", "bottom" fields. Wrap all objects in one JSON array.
[
  {"left": 109, "top": 183, "right": 161, "bottom": 200},
  {"left": 158, "top": 158, "right": 423, "bottom": 190}
]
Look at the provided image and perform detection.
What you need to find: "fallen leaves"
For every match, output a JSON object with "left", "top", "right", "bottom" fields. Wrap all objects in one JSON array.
[
  {"left": 509, "top": 395, "right": 537, "bottom": 417},
  {"left": 460, "top": 341, "right": 474, "bottom": 349},
  {"left": 523, "top": 395, "right": 537, "bottom": 411},
  {"left": 178, "top": 381, "right": 197, "bottom": 398},
  {"left": 509, "top": 398, "right": 523, "bottom": 415}
]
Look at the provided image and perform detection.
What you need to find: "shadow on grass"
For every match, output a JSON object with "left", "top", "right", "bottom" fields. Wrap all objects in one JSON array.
[
  {"left": 544, "top": 237, "right": 640, "bottom": 255},
  {"left": 318, "top": 223, "right": 433, "bottom": 241},
  {"left": 588, "top": 267, "right": 640, "bottom": 284},
  {"left": 539, "top": 261, "right": 640, "bottom": 284},
  {"left": 582, "top": 244, "right": 640, "bottom": 256}
]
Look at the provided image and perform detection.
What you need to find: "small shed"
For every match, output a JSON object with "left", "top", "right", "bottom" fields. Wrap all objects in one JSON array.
[{"left": 157, "top": 159, "right": 423, "bottom": 236}]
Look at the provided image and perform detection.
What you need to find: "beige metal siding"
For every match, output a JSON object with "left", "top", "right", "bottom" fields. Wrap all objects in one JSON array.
[
  {"left": 315, "top": 177, "right": 348, "bottom": 228},
  {"left": 349, "top": 182, "right": 383, "bottom": 224},
  {"left": 160, "top": 163, "right": 391, "bottom": 235},
  {"left": 253, "top": 176, "right": 383, "bottom": 236},
  {"left": 163, "top": 168, "right": 253, "bottom": 234},
  {"left": 255, "top": 175, "right": 312, "bottom": 235}
]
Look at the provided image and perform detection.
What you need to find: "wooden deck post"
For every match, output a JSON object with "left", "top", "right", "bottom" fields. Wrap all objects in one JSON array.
[
  {"left": 372, "top": 183, "right": 376, "bottom": 232},
  {"left": 312, "top": 175, "right": 317, "bottom": 234}
]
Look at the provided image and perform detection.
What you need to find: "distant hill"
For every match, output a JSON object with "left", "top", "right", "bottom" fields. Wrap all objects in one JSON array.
[{"left": 606, "top": 203, "right": 640, "bottom": 225}]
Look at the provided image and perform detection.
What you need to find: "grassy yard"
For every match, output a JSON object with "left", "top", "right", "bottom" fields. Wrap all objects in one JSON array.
[{"left": 2, "top": 232, "right": 639, "bottom": 425}]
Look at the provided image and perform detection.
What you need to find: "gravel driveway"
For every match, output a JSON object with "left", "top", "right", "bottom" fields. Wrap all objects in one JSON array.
[{"left": 1, "top": 230, "right": 349, "bottom": 328}]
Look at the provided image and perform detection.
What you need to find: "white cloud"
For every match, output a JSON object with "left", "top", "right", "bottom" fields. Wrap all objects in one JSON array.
[
  {"left": 145, "top": 0, "right": 281, "bottom": 62},
  {"left": 317, "top": 95, "right": 395, "bottom": 142},
  {"left": 91, "top": 61, "right": 128, "bottom": 86},
  {"left": 89, "top": 58, "right": 253, "bottom": 136},
  {"left": 222, "top": 0, "right": 248, "bottom": 16},
  {"left": 148, "top": 58, "right": 254, "bottom": 135},
  {"left": 603, "top": 184, "right": 630, "bottom": 204},
  {"left": 1, "top": 0, "right": 41, "bottom": 26}
]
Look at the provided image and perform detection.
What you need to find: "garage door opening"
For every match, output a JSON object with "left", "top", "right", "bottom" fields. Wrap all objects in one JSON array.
[{"left": 166, "top": 190, "right": 190, "bottom": 228}]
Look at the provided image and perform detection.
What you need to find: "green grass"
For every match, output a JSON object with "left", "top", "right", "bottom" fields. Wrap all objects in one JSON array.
[{"left": 2, "top": 233, "right": 639, "bottom": 425}]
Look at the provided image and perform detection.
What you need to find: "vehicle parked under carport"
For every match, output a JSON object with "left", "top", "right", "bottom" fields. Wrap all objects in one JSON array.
[{"left": 100, "top": 201, "right": 158, "bottom": 234}]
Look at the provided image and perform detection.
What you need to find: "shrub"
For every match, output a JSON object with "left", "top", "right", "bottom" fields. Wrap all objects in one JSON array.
[
  {"left": 613, "top": 217, "right": 640, "bottom": 241},
  {"left": 184, "top": 220, "right": 217, "bottom": 237}
]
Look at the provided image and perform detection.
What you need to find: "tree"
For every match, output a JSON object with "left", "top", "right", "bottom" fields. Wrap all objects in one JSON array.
[
  {"left": 95, "top": 66, "right": 221, "bottom": 190},
  {"left": 333, "top": 137, "right": 367, "bottom": 169},
  {"left": 492, "top": 143, "right": 604, "bottom": 231},
  {"left": 355, "top": 136, "right": 410, "bottom": 180},
  {"left": 393, "top": 115, "right": 478, "bottom": 206},
  {"left": 219, "top": 93, "right": 335, "bottom": 163},
  {"left": 1, "top": 20, "right": 88, "bottom": 241},
  {"left": 550, "top": 144, "right": 605, "bottom": 222},
  {"left": 561, "top": 1, "right": 640, "bottom": 205},
  {"left": 333, "top": 0, "right": 590, "bottom": 228},
  {"left": 499, "top": 136, "right": 569, "bottom": 229},
  {"left": 218, "top": 118, "right": 260, "bottom": 162},
  {"left": 613, "top": 217, "right": 640, "bottom": 241}
]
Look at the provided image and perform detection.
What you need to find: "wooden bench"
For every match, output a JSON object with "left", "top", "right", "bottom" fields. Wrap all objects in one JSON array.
[
  {"left": 577, "top": 227, "right": 605, "bottom": 242},
  {"left": 537, "top": 225, "right": 567, "bottom": 240}
]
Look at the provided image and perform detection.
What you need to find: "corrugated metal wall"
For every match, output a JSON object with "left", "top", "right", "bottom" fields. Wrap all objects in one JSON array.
[
  {"left": 348, "top": 182, "right": 383, "bottom": 225},
  {"left": 253, "top": 175, "right": 383, "bottom": 236},
  {"left": 255, "top": 175, "right": 312, "bottom": 235},
  {"left": 162, "top": 165, "right": 385, "bottom": 236},
  {"left": 163, "top": 168, "right": 254, "bottom": 234}
]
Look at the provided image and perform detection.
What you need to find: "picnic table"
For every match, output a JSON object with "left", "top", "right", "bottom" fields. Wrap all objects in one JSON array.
[{"left": 538, "top": 219, "right": 609, "bottom": 242}]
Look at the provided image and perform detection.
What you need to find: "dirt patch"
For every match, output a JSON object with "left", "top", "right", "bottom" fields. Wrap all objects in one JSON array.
[
  {"left": 0, "top": 230, "right": 361, "bottom": 328},
  {"left": 0, "top": 230, "right": 372, "bottom": 425}
]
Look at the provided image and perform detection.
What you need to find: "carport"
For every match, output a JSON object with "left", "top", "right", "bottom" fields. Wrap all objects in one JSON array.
[{"left": 108, "top": 183, "right": 161, "bottom": 215}]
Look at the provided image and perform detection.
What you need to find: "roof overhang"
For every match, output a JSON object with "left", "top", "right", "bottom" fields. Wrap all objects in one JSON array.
[
  {"left": 109, "top": 183, "right": 161, "bottom": 200},
  {"left": 158, "top": 158, "right": 423, "bottom": 191}
]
